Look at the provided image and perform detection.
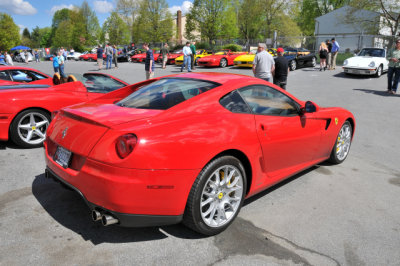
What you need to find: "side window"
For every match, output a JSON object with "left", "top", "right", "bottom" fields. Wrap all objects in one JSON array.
[
  {"left": 220, "top": 91, "right": 251, "bottom": 113},
  {"left": 29, "top": 71, "right": 47, "bottom": 80},
  {"left": 238, "top": 85, "right": 299, "bottom": 116},
  {"left": 10, "top": 70, "right": 32, "bottom": 82},
  {"left": 0, "top": 71, "right": 11, "bottom": 81}
]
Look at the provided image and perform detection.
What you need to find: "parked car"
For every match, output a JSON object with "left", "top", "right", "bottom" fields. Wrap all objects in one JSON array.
[
  {"left": 166, "top": 50, "right": 183, "bottom": 65},
  {"left": 0, "top": 73, "right": 128, "bottom": 148},
  {"left": 131, "top": 50, "right": 160, "bottom": 63},
  {"left": 284, "top": 47, "right": 317, "bottom": 71},
  {"left": 197, "top": 50, "right": 247, "bottom": 67},
  {"left": 342, "top": 48, "right": 388, "bottom": 77},
  {"left": 79, "top": 52, "right": 106, "bottom": 61},
  {"left": 174, "top": 49, "right": 211, "bottom": 66},
  {"left": 0, "top": 66, "right": 52, "bottom": 85},
  {"left": 14, "top": 52, "right": 33, "bottom": 62},
  {"left": 117, "top": 50, "right": 135, "bottom": 62},
  {"left": 43, "top": 72, "right": 355, "bottom": 235},
  {"left": 233, "top": 49, "right": 276, "bottom": 68},
  {"left": 66, "top": 52, "right": 83, "bottom": 61}
]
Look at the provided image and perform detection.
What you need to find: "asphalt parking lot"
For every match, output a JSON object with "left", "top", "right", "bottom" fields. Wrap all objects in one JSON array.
[{"left": 1, "top": 60, "right": 399, "bottom": 265}]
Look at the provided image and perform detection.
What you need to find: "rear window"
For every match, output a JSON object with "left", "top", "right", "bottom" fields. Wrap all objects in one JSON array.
[{"left": 116, "top": 78, "right": 219, "bottom": 110}]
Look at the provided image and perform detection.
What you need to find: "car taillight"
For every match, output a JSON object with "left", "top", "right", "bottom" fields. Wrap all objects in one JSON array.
[{"left": 116, "top": 134, "right": 137, "bottom": 159}]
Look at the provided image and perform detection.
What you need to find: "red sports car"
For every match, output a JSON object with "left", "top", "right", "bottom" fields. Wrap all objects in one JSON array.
[
  {"left": 197, "top": 50, "right": 247, "bottom": 67},
  {"left": 0, "top": 73, "right": 128, "bottom": 148},
  {"left": 79, "top": 53, "right": 106, "bottom": 61},
  {"left": 0, "top": 66, "right": 52, "bottom": 85},
  {"left": 131, "top": 50, "right": 160, "bottom": 63},
  {"left": 166, "top": 50, "right": 183, "bottom": 64},
  {"left": 44, "top": 72, "right": 355, "bottom": 235}
]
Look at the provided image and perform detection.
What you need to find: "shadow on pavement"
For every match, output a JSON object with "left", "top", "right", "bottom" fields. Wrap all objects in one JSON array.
[
  {"left": 353, "top": 88, "right": 399, "bottom": 97},
  {"left": 333, "top": 72, "right": 386, "bottom": 79},
  {"left": 32, "top": 173, "right": 206, "bottom": 245},
  {"left": 0, "top": 140, "right": 36, "bottom": 150}
]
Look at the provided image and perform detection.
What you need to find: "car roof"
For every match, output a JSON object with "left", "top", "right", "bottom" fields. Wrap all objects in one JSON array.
[{"left": 160, "top": 72, "right": 256, "bottom": 85}]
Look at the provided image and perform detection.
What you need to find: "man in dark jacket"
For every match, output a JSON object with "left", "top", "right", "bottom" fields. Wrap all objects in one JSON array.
[{"left": 273, "top": 47, "right": 289, "bottom": 90}]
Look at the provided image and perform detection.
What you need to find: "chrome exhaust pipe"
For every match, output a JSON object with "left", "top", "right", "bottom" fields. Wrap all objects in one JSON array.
[
  {"left": 101, "top": 214, "right": 119, "bottom": 226},
  {"left": 92, "top": 210, "right": 102, "bottom": 222}
]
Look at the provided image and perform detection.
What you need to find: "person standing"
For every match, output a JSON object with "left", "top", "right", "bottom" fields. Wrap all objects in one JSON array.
[
  {"left": 96, "top": 45, "right": 103, "bottom": 70},
  {"left": 330, "top": 38, "right": 340, "bottom": 70},
  {"left": 326, "top": 39, "right": 332, "bottom": 70},
  {"left": 34, "top": 50, "right": 39, "bottom": 62},
  {"left": 386, "top": 39, "right": 400, "bottom": 95},
  {"left": 105, "top": 43, "right": 113, "bottom": 70},
  {"left": 24, "top": 50, "right": 29, "bottom": 63},
  {"left": 58, "top": 51, "right": 66, "bottom": 80},
  {"left": 319, "top": 42, "right": 329, "bottom": 71},
  {"left": 181, "top": 42, "right": 192, "bottom": 72},
  {"left": 113, "top": 45, "right": 118, "bottom": 68},
  {"left": 190, "top": 41, "right": 196, "bottom": 70},
  {"left": 252, "top": 43, "right": 275, "bottom": 82},
  {"left": 5, "top": 52, "right": 13, "bottom": 65},
  {"left": 53, "top": 53, "right": 59, "bottom": 73},
  {"left": 273, "top": 47, "right": 289, "bottom": 90},
  {"left": 143, "top": 43, "right": 155, "bottom": 79},
  {"left": 0, "top": 52, "right": 4, "bottom": 64},
  {"left": 161, "top": 43, "right": 169, "bottom": 69}
]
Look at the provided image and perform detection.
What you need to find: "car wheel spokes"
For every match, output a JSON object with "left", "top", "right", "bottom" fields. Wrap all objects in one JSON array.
[
  {"left": 18, "top": 112, "right": 49, "bottom": 145},
  {"left": 336, "top": 124, "right": 351, "bottom": 161},
  {"left": 200, "top": 165, "right": 243, "bottom": 228}
]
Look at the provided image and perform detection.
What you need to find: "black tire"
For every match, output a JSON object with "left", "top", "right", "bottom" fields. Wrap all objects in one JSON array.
[
  {"left": 220, "top": 58, "right": 228, "bottom": 68},
  {"left": 290, "top": 60, "right": 297, "bottom": 71},
  {"left": 375, "top": 65, "right": 382, "bottom": 77},
  {"left": 183, "top": 156, "right": 247, "bottom": 235},
  {"left": 10, "top": 109, "right": 50, "bottom": 148},
  {"left": 328, "top": 121, "right": 353, "bottom": 164}
]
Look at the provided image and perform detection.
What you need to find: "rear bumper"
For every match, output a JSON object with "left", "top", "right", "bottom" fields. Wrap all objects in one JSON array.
[
  {"left": 44, "top": 140, "right": 199, "bottom": 225},
  {"left": 45, "top": 167, "right": 183, "bottom": 227}
]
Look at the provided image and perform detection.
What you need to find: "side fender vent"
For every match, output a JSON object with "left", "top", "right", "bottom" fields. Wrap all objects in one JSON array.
[{"left": 325, "top": 119, "right": 332, "bottom": 130}]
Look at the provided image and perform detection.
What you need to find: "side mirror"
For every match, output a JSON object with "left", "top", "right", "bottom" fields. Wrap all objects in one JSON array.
[{"left": 300, "top": 101, "right": 317, "bottom": 114}]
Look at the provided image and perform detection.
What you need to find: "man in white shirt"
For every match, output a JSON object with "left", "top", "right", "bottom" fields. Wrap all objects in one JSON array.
[
  {"left": 5, "top": 52, "right": 13, "bottom": 66},
  {"left": 181, "top": 42, "right": 192, "bottom": 72},
  {"left": 252, "top": 43, "right": 275, "bottom": 82}
]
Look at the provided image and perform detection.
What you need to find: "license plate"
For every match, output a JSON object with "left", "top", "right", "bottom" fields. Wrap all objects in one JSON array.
[{"left": 54, "top": 146, "right": 72, "bottom": 168}]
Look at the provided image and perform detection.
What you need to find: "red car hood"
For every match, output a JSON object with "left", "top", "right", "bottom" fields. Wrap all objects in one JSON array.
[{"left": 49, "top": 103, "right": 162, "bottom": 156}]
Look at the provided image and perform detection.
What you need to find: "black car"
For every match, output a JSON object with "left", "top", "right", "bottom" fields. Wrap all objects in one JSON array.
[
  {"left": 283, "top": 47, "right": 317, "bottom": 71},
  {"left": 117, "top": 50, "right": 135, "bottom": 62}
]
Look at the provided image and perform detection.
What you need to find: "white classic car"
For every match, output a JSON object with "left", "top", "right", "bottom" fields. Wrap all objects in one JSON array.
[
  {"left": 66, "top": 51, "right": 83, "bottom": 61},
  {"left": 343, "top": 48, "right": 388, "bottom": 77}
]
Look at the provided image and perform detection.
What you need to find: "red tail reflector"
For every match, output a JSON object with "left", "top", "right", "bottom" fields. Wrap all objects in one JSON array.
[{"left": 116, "top": 134, "right": 137, "bottom": 159}]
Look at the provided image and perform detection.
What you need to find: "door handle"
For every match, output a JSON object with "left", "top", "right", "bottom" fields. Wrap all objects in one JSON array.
[{"left": 260, "top": 124, "right": 265, "bottom": 131}]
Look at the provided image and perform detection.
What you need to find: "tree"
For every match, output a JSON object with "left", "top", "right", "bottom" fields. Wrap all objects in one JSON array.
[
  {"left": 186, "top": 0, "right": 228, "bottom": 44},
  {"left": 39, "top": 27, "right": 52, "bottom": 48},
  {"left": 259, "top": 0, "right": 288, "bottom": 39},
  {"left": 347, "top": 0, "right": 400, "bottom": 40},
  {"left": 296, "top": 0, "right": 350, "bottom": 35},
  {"left": 115, "top": 0, "right": 140, "bottom": 40},
  {"left": 132, "top": 0, "right": 173, "bottom": 43},
  {"left": 50, "top": 8, "right": 72, "bottom": 45},
  {"left": 52, "top": 20, "right": 74, "bottom": 48},
  {"left": 70, "top": 8, "right": 88, "bottom": 51},
  {"left": 220, "top": 2, "right": 238, "bottom": 39},
  {"left": 237, "top": 0, "right": 264, "bottom": 43},
  {"left": 0, "top": 13, "right": 20, "bottom": 51},
  {"left": 22, "top": 28, "right": 31, "bottom": 39},
  {"left": 103, "top": 12, "right": 131, "bottom": 45},
  {"left": 81, "top": 1, "right": 101, "bottom": 46}
]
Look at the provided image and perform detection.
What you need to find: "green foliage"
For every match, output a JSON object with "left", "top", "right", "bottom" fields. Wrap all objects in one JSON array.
[
  {"left": 222, "top": 43, "right": 242, "bottom": 51},
  {"left": 132, "top": 0, "right": 173, "bottom": 43},
  {"left": 187, "top": 0, "right": 228, "bottom": 44},
  {"left": 22, "top": 28, "right": 30, "bottom": 39},
  {"left": 238, "top": 0, "right": 264, "bottom": 41},
  {"left": 0, "top": 13, "right": 20, "bottom": 51},
  {"left": 81, "top": 1, "right": 101, "bottom": 46},
  {"left": 103, "top": 12, "right": 130, "bottom": 45},
  {"left": 220, "top": 3, "right": 238, "bottom": 39},
  {"left": 52, "top": 20, "right": 74, "bottom": 48},
  {"left": 296, "top": 0, "right": 350, "bottom": 35},
  {"left": 196, "top": 42, "right": 211, "bottom": 50},
  {"left": 40, "top": 28, "right": 52, "bottom": 48}
]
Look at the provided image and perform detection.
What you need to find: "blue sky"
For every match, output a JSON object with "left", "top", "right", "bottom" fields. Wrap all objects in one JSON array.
[{"left": 0, "top": 0, "right": 193, "bottom": 33}]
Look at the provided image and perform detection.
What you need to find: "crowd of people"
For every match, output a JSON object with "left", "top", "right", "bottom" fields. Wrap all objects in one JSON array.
[{"left": 1, "top": 38, "right": 399, "bottom": 94}]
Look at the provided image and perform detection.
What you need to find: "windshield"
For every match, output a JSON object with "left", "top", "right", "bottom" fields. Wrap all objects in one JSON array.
[
  {"left": 358, "top": 48, "right": 384, "bottom": 57},
  {"left": 116, "top": 78, "right": 219, "bottom": 110},
  {"left": 72, "top": 73, "right": 127, "bottom": 93}
]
